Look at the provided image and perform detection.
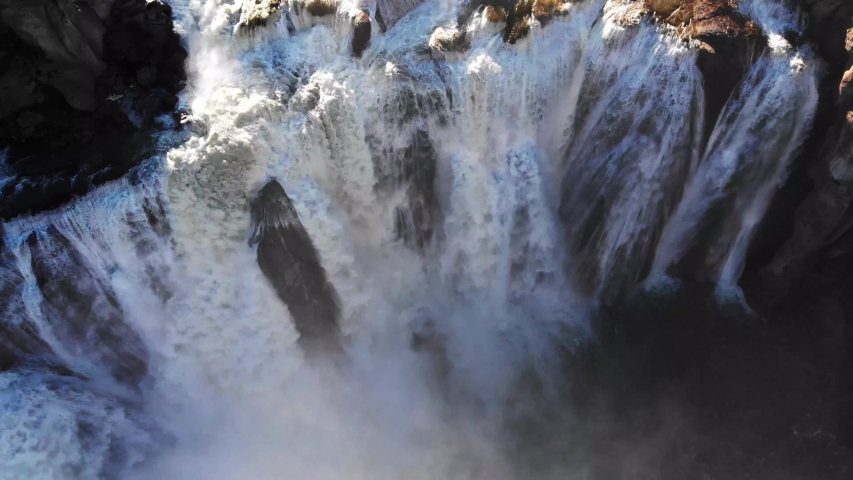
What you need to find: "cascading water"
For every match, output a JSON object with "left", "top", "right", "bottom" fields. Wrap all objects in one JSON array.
[{"left": 0, "top": 0, "right": 822, "bottom": 478}]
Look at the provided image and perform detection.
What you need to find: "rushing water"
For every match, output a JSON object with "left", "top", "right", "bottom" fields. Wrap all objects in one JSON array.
[{"left": 0, "top": 0, "right": 820, "bottom": 478}]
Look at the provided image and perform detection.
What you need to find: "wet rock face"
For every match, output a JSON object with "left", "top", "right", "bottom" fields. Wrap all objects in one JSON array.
[
  {"left": 351, "top": 10, "right": 371, "bottom": 58},
  {"left": 0, "top": 254, "right": 53, "bottom": 369},
  {"left": 376, "top": 0, "right": 425, "bottom": 32},
  {"left": 0, "top": 0, "right": 186, "bottom": 221},
  {"left": 250, "top": 180, "right": 344, "bottom": 357},
  {"left": 800, "top": 0, "right": 853, "bottom": 71},
  {"left": 26, "top": 226, "right": 149, "bottom": 384},
  {"left": 428, "top": 26, "right": 469, "bottom": 59},
  {"left": 457, "top": 0, "right": 568, "bottom": 44},
  {"left": 746, "top": 10, "right": 853, "bottom": 307},
  {"left": 393, "top": 130, "right": 438, "bottom": 251},
  {"left": 645, "top": 0, "right": 765, "bottom": 135},
  {"left": 235, "top": 0, "right": 284, "bottom": 34}
]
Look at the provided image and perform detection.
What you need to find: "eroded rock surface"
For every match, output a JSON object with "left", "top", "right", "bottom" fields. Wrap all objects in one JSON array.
[
  {"left": 250, "top": 180, "right": 344, "bottom": 357},
  {"left": 645, "top": 0, "right": 765, "bottom": 135},
  {"left": 0, "top": 0, "right": 187, "bottom": 220},
  {"left": 26, "top": 226, "right": 149, "bottom": 384},
  {"left": 235, "top": 0, "right": 284, "bottom": 34},
  {"left": 376, "top": 0, "right": 425, "bottom": 31}
]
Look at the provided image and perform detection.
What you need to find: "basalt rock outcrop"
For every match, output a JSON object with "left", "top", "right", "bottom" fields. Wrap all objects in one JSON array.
[
  {"left": 428, "top": 26, "right": 470, "bottom": 60},
  {"left": 0, "top": 224, "right": 148, "bottom": 384},
  {"left": 743, "top": 2, "right": 853, "bottom": 335},
  {"left": 644, "top": 0, "right": 765, "bottom": 136},
  {"left": 27, "top": 225, "right": 149, "bottom": 384},
  {"left": 392, "top": 129, "right": 439, "bottom": 251},
  {"left": 457, "top": 0, "right": 570, "bottom": 44},
  {"left": 0, "top": 0, "right": 186, "bottom": 221},
  {"left": 235, "top": 0, "right": 284, "bottom": 34},
  {"left": 250, "top": 179, "right": 344, "bottom": 357}
]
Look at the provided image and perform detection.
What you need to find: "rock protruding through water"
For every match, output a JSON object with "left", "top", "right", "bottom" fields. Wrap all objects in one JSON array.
[{"left": 250, "top": 179, "right": 344, "bottom": 357}]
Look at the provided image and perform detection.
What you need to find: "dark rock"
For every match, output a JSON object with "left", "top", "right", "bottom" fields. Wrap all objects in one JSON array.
[
  {"left": 744, "top": 2, "right": 853, "bottom": 312},
  {"left": 304, "top": 0, "right": 337, "bottom": 17},
  {"left": 393, "top": 129, "right": 438, "bottom": 251},
  {"left": 235, "top": 0, "right": 283, "bottom": 34},
  {"left": 135, "top": 66, "right": 158, "bottom": 87},
  {"left": 455, "top": 0, "right": 566, "bottom": 45},
  {"left": 0, "top": 0, "right": 187, "bottom": 220},
  {"left": 375, "top": 0, "right": 424, "bottom": 31},
  {"left": 249, "top": 180, "right": 344, "bottom": 357},
  {"left": 0, "top": 0, "right": 107, "bottom": 111},
  {"left": 428, "top": 26, "right": 470, "bottom": 59},
  {"left": 27, "top": 225, "right": 148, "bottom": 384},
  {"left": 351, "top": 10, "right": 371, "bottom": 58},
  {"left": 800, "top": 0, "right": 853, "bottom": 72}
]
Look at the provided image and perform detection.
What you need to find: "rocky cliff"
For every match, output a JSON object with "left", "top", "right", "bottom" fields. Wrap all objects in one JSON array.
[{"left": 0, "top": 0, "right": 186, "bottom": 220}]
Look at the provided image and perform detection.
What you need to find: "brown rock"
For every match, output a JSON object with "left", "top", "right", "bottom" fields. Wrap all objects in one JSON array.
[
  {"left": 531, "top": 0, "right": 563, "bottom": 20},
  {"left": 235, "top": 0, "right": 284, "bottom": 34},
  {"left": 651, "top": 0, "right": 765, "bottom": 138},
  {"left": 0, "top": 0, "right": 186, "bottom": 220},
  {"left": 644, "top": 0, "right": 681, "bottom": 18},
  {"left": 506, "top": 15, "right": 531, "bottom": 44},
  {"left": 304, "top": 0, "right": 337, "bottom": 17},
  {"left": 484, "top": 5, "right": 506, "bottom": 22},
  {"left": 841, "top": 68, "right": 853, "bottom": 108},
  {"left": 847, "top": 27, "right": 853, "bottom": 55},
  {"left": 428, "top": 27, "right": 469, "bottom": 57}
]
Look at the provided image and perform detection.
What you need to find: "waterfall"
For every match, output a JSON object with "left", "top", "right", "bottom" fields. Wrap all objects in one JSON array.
[{"left": 0, "top": 0, "right": 820, "bottom": 478}]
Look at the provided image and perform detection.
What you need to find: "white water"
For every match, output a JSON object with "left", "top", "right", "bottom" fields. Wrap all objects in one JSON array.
[{"left": 0, "top": 0, "right": 821, "bottom": 478}]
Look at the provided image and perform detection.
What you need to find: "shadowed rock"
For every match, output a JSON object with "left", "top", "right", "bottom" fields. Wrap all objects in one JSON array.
[
  {"left": 393, "top": 129, "right": 438, "bottom": 251},
  {"left": 644, "top": 0, "right": 765, "bottom": 136},
  {"left": 0, "top": 0, "right": 186, "bottom": 220},
  {"left": 250, "top": 180, "right": 343, "bottom": 357},
  {"left": 376, "top": 0, "right": 424, "bottom": 32},
  {"left": 455, "top": 0, "right": 567, "bottom": 45},
  {"left": 27, "top": 225, "right": 148, "bottom": 384},
  {"left": 351, "top": 10, "right": 371, "bottom": 58},
  {"left": 235, "top": 0, "right": 284, "bottom": 34},
  {"left": 1, "top": 249, "right": 52, "bottom": 370},
  {"left": 428, "top": 26, "right": 470, "bottom": 60}
]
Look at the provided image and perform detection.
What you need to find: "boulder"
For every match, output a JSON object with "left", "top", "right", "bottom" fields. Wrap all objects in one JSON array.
[
  {"left": 484, "top": 5, "right": 507, "bottom": 22},
  {"left": 304, "top": 0, "right": 337, "bottom": 17},
  {"left": 841, "top": 28, "right": 853, "bottom": 108},
  {"left": 351, "top": 10, "right": 371, "bottom": 58},
  {"left": 530, "top": 0, "right": 565, "bottom": 22},
  {"left": 235, "top": 0, "right": 284, "bottom": 34},
  {"left": 428, "top": 26, "right": 470, "bottom": 58},
  {"left": 250, "top": 180, "right": 344, "bottom": 357},
  {"left": 455, "top": 0, "right": 569, "bottom": 44}
]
